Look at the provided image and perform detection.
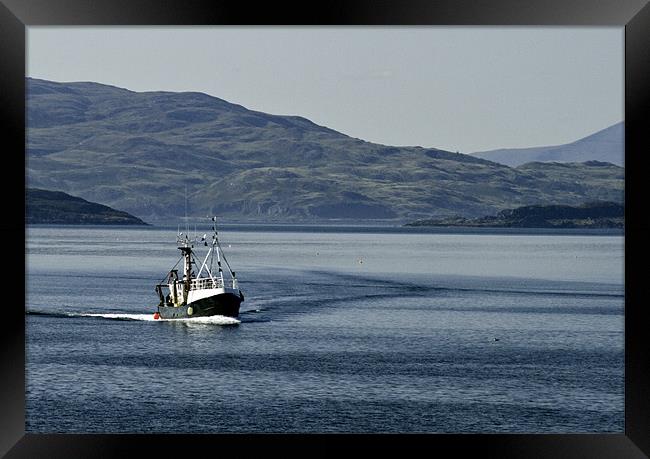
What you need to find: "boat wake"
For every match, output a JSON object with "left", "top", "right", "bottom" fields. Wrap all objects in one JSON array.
[{"left": 27, "top": 310, "right": 240, "bottom": 325}]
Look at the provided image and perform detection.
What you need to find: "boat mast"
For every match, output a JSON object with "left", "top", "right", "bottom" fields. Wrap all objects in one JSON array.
[
  {"left": 177, "top": 186, "right": 194, "bottom": 303},
  {"left": 178, "top": 186, "right": 193, "bottom": 304},
  {"left": 177, "top": 232, "right": 193, "bottom": 305},
  {"left": 212, "top": 216, "right": 225, "bottom": 286}
]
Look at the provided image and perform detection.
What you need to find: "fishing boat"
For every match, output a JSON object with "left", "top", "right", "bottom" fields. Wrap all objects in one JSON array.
[{"left": 153, "top": 217, "right": 244, "bottom": 320}]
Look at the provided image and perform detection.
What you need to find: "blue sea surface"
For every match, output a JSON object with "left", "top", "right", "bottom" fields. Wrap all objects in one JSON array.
[{"left": 25, "top": 225, "right": 624, "bottom": 433}]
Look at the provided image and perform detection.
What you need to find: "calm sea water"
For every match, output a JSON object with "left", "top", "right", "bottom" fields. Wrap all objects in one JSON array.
[{"left": 25, "top": 225, "right": 624, "bottom": 433}]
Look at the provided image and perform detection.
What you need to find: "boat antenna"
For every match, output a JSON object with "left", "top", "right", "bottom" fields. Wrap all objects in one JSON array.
[{"left": 184, "top": 185, "right": 189, "bottom": 234}]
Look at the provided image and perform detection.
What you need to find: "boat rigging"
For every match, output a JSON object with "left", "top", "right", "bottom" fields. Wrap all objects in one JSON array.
[{"left": 153, "top": 216, "right": 244, "bottom": 320}]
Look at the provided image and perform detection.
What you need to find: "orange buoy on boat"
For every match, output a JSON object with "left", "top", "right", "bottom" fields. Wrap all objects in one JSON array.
[{"left": 153, "top": 312, "right": 160, "bottom": 320}]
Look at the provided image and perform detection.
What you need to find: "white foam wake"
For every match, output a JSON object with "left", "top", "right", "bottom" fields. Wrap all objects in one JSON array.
[{"left": 81, "top": 313, "right": 240, "bottom": 325}]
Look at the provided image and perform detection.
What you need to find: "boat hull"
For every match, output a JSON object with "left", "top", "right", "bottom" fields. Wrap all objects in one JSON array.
[{"left": 157, "top": 291, "right": 243, "bottom": 319}]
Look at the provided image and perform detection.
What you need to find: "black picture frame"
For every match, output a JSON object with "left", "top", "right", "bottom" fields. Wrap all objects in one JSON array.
[{"left": 2, "top": 0, "right": 649, "bottom": 457}]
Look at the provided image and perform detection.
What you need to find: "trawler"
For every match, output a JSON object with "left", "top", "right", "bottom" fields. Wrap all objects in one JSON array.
[{"left": 153, "top": 217, "right": 244, "bottom": 320}]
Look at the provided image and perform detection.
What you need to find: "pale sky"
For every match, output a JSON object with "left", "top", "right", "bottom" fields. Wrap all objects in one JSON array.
[{"left": 27, "top": 27, "right": 623, "bottom": 153}]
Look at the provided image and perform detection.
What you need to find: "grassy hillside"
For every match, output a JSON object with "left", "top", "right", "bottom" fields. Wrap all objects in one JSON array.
[{"left": 26, "top": 78, "right": 624, "bottom": 222}]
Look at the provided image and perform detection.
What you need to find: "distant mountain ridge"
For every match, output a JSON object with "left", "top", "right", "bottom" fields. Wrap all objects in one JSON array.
[
  {"left": 26, "top": 78, "right": 624, "bottom": 222},
  {"left": 471, "top": 122, "right": 624, "bottom": 167},
  {"left": 27, "top": 188, "right": 148, "bottom": 225},
  {"left": 406, "top": 201, "right": 624, "bottom": 229}
]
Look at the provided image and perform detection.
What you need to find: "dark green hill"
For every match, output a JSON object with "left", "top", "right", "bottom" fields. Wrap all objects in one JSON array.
[
  {"left": 26, "top": 78, "right": 624, "bottom": 222},
  {"left": 405, "top": 201, "right": 624, "bottom": 229},
  {"left": 26, "top": 188, "right": 148, "bottom": 225}
]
